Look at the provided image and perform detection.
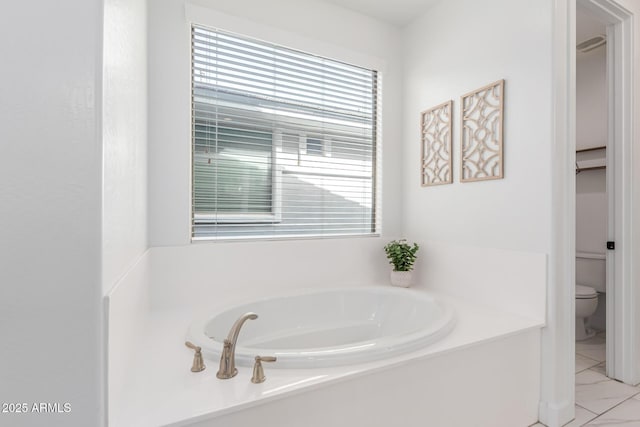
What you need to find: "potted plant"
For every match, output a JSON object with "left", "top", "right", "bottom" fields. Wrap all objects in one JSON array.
[{"left": 384, "top": 239, "right": 420, "bottom": 287}]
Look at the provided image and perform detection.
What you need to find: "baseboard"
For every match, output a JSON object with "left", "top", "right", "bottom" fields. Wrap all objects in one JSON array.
[{"left": 538, "top": 399, "right": 574, "bottom": 427}]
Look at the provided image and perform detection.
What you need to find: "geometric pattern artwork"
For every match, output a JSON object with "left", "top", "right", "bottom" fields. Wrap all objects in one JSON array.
[
  {"left": 420, "top": 100, "right": 453, "bottom": 186},
  {"left": 460, "top": 79, "right": 504, "bottom": 182}
]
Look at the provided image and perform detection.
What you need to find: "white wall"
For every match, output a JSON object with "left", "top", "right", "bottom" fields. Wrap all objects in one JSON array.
[
  {"left": 575, "top": 42, "right": 606, "bottom": 255},
  {"left": 402, "top": 2, "right": 553, "bottom": 418},
  {"left": 151, "top": 239, "right": 396, "bottom": 311},
  {"left": 576, "top": 167, "right": 606, "bottom": 193},
  {"left": 146, "top": 0, "right": 404, "bottom": 308},
  {"left": 103, "top": 0, "right": 149, "bottom": 294},
  {"left": 576, "top": 47, "right": 607, "bottom": 150},
  {"left": 575, "top": 41, "right": 606, "bottom": 194},
  {"left": 402, "top": 0, "right": 552, "bottom": 254},
  {"left": 107, "top": 252, "right": 150, "bottom": 423},
  {"left": 102, "top": 0, "right": 149, "bottom": 423},
  {"left": 575, "top": 42, "right": 606, "bottom": 256},
  {"left": 0, "top": 1, "right": 105, "bottom": 426}
]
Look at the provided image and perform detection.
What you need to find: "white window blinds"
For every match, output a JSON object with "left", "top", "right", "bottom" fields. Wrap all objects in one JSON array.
[{"left": 191, "top": 25, "right": 379, "bottom": 240}]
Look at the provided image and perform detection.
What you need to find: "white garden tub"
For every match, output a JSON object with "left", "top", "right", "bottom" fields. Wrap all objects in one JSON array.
[{"left": 187, "top": 287, "right": 455, "bottom": 368}]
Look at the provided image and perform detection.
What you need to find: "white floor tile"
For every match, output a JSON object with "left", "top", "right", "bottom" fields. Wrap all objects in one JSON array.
[
  {"left": 564, "top": 405, "right": 598, "bottom": 426},
  {"left": 577, "top": 354, "right": 601, "bottom": 373},
  {"left": 528, "top": 407, "right": 598, "bottom": 427},
  {"left": 590, "top": 363, "right": 607, "bottom": 376},
  {"left": 576, "top": 335, "right": 607, "bottom": 362},
  {"left": 575, "top": 370, "right": 640, "bottom": 415},
  {"left": 584, "top": 396, "right": 640, "bottom": 426}
]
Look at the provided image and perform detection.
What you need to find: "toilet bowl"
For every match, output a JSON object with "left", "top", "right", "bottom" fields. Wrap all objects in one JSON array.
[
  {"left": 576, "top": 284, "right": 598, "bottom": 341},
  {"left": 575, "top": 252, "right": 605, "bottom": 341}
]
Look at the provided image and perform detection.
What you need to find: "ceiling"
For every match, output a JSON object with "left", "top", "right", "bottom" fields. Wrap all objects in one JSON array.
[
  {"left": 321, "top": 0, "right": 441, "bottom": 27},
  {"left": 322, "top": 1, "right": 609, "bottom": 34}
]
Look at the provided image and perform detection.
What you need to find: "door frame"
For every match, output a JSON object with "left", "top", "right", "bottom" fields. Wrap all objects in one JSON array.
[
  {"left": 542, "top": 1, "right": 635, "bottom": 426},
  {"left": 578, "top": 0, "right": 635, "bottom": 385}
]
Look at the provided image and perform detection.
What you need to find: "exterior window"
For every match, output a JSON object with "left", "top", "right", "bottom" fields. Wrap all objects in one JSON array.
[
  {"left": 305, "top": 137, "right": 323, "bottom": 156},
  {"left": 193, "top": 123, "right": 273, "bottom": 216},
  {"left": 191, "top": 25, "right": 379, "bottom": 240}
]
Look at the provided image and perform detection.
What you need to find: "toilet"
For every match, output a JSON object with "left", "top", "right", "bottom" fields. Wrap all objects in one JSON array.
[
  {"left": 575, "top": 193, "right": 607, "bottom": 340},
  {"left": 576, "top": 284, "right": 598, "bottom": 340},
  {"left": 575, "top": 251, "right": 606, "bottom": 341}
]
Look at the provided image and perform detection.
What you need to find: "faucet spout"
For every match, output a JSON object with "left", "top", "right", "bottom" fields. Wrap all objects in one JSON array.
[
  {"left": 216, "top": 312, "right": 258, "bottom": 379},
  {"left": 226, "top": 312, "right": 258, "bottom": 344}
]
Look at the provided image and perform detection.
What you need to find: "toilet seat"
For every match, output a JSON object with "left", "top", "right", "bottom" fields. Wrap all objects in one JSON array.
[{"left": 576, "top": 284, "right": 598, "bottom": 299}]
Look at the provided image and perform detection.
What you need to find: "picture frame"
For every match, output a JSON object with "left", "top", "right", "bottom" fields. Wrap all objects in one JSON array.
[
  {"left": 420, "top": 100, "right": 453, "bottom": 186},
  {"left": 460, "top": 79, "right": 504, "bottom": 182}
]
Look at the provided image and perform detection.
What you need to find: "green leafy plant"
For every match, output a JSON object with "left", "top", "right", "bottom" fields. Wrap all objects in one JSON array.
[{"left": 384, "top": 239, "right": 420, "bottom": 272}]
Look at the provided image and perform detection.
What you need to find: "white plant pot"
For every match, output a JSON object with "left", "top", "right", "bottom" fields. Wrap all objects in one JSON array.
[{"left": 390, "top": 270, "right": 412, "bottom": 288}]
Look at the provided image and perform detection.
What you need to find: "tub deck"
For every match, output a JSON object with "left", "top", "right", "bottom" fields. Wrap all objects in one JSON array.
[{"left": 109, "top": 290, "right": 543, "bottom": 427}]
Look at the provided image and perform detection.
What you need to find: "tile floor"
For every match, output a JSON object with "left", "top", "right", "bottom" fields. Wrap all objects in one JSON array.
[{"left": 532, "top": 332, "right": 640, "bottom": 426}]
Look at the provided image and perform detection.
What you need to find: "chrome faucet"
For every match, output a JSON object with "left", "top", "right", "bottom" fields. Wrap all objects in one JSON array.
[{"left": 216, "top": 312, "right": 258, "bottom": 379}]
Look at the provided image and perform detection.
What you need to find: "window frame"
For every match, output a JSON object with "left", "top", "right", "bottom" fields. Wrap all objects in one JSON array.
[
  {"left": 190, "top": 24, "right": 380, "bottom": 241},
  {"left": 191, "top": 112, "right": 283, "bottom": 224}
]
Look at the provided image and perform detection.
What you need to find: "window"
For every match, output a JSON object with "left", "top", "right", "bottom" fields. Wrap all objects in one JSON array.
[
  {"left": 191, "top": 25, "right": 379, "bottom": 240},
  {"left": 305, "top": 137, "right": 324, "bottom": 156}
]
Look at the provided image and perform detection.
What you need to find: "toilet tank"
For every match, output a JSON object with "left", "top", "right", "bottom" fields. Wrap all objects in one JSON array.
[{"left": 576, "top": 252, "right": 606, "bottom": 293}]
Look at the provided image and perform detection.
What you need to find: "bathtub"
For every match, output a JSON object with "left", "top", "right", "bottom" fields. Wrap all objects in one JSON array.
[
  {"left": 112, "top": 245, "right": 546, "bottom": 427},
  {"left": 187, "top": 287, "right": 455, "bottom": 368}
]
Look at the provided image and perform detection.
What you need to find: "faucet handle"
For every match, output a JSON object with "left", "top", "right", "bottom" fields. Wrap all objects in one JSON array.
[
  {"left": 185, "top": 341, "right": 206, "bottom": 372},
  {"left": 251, "top": 355, "right": 277, "bottom": 383}
]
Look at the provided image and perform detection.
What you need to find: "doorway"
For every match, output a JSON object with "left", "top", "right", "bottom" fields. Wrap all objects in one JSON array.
[
  {"left": 543, "top": 1, "right": 635, "bottom": 425},
  {"left": 575, "top": 2, "right": 608, "bottom": 379},
  {"left": 576, "top": 0, "right": 634, "bottom": 386}
]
